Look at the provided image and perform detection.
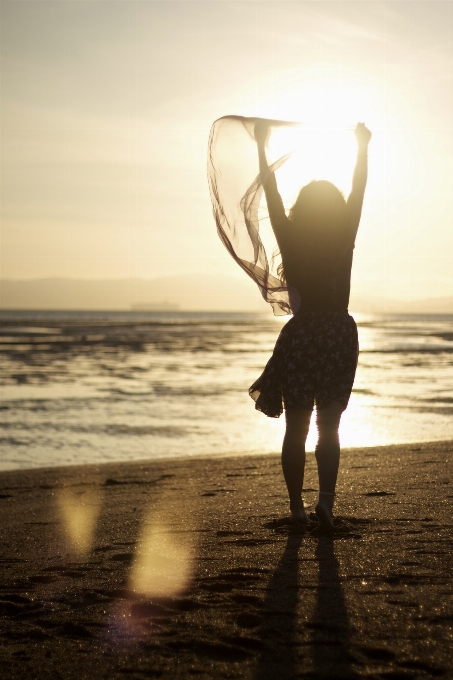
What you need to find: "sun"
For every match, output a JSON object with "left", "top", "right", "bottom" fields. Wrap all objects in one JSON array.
[
  {"left": 255, "top": 70, "right": 385, "bottom": 202},
  {"left": 267, "top": 124, "right": 357, "bottom": 206}
]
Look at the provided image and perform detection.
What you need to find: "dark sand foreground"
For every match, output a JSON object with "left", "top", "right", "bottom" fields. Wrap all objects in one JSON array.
[{"left": 1, "top": 442, "right": 452, "bottom": 679}]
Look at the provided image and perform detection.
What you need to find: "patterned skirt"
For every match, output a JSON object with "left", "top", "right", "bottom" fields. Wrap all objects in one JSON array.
[{"left": 249, "top": 311, "right": 359, "bottom": 418}]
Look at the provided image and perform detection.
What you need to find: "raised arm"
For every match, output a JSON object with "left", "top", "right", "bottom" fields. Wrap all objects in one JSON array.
[
  {"left": 254, "top": 121, "right": 289, "bottom": 236},
  {"left": 346, "top": 122, "right": 372, "bottom": 238}
]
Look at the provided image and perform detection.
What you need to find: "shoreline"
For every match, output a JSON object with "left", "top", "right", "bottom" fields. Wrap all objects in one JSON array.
[
  {"left": 1, "top": 438, "right": 453, "bottom": 477},
  {"left": 1, "top": 440, "right": 452, "bottom": 678}
]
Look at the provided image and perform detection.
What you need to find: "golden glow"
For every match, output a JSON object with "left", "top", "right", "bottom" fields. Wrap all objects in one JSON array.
[
  {"left": 3, "top": 3, "right": 453, "bottom": 302},
  {"left": 57, "top": 489, "right": 101, "bottom": 556}
]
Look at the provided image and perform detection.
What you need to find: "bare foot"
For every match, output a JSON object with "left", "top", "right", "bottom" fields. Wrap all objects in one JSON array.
[
  {"left": 315, "top": 503, "right": 334, "bottom": 529},
  {"left": 290, "top": 507, "right": 310, "bottom": 524},
  {"left": 315, "top": 491, "right": 335, "bottom": 529}
]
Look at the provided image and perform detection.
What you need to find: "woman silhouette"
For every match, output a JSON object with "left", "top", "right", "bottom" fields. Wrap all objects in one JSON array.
[{"left": 250, "top": 121, "right": 372, "bottom": 528}]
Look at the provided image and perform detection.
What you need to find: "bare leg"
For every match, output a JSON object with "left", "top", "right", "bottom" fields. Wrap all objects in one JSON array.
[
  {"left": 282, "top": 407, "right": 312, "bottom": 521},
  {"left": 315, "top": 401, "right": 344, "bottom": 528}
]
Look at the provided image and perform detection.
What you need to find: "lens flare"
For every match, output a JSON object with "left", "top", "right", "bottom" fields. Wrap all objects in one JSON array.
[
  {"left": 129, "top": 518, "right": 194, "bottom": 598},
  {"left": 57, "top": 489, "right": 101, "bottom": 555}
]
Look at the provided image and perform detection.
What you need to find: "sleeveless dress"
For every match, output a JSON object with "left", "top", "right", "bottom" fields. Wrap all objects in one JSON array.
[
  {"left": 249, "top": 311, "right": 358, "bottom": 417},
  {"left": 248, "top": 169, "right": 359, "bottom": 417}
]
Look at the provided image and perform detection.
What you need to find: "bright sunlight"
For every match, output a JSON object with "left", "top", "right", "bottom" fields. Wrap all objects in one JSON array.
[{"left": 261, "top": 70, "right": 388, "bottom": 202}]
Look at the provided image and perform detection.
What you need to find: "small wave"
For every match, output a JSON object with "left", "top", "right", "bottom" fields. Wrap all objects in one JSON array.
[
  {"left": 431, "top": 333, "right": 453, "bottom": 342},
  {"left": 104, "top": 389, "right": 155, "bottom": 397},
  {"left": 361, "top": 347, "right": 453, "bottom": 354},
  {"left": 106, "top": 424, "right": 189, "bottom": 437},
  {"left": 0, "top": 436, "right": 30, "bottom": 446},
  {"left": 152, "top": 384, "right": 234, "bottom": 397},
  {"left": 0, "top": 327, "right": 60, "bottom": 335},
  {"left": 410, "top": 406, "right": 453, "bottom": 416},
  {"left": 424, "top": 397, "right": 453, "bottom": 404}
]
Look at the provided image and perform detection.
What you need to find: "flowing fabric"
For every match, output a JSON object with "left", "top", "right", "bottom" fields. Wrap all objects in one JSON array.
[{"left": 207, "top": 115, "right": 301, "bottom": 316}]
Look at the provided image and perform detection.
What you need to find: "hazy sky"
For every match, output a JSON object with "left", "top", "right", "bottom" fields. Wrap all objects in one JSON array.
[{"left": 1, "top": 1, "right": 453, "bottom": 300}]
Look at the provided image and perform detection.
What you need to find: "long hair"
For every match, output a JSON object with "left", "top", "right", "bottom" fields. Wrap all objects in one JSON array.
[{"left": 278, "top": 180, "right": 348, "bottom": 281}]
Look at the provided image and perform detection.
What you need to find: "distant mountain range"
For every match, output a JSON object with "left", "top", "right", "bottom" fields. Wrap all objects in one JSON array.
[
  {"left": 1, "top": 277, "right": 453, "bottom": 314},
  {"left": 0, "top": 276, "right": 268, "bottom": 312}
]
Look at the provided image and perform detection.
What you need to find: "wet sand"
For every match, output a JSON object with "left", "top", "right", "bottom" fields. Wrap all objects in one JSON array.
[{"left": 0, "top": 441, "right": 452, "bottom": 679}]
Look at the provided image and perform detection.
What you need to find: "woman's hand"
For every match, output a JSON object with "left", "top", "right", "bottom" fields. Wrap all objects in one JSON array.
[
  {"left": 254, "top": 120, "right": 271, "bottom": 147},
  {"left": 355, "top": 122, "right": 372, "bottom": 148}
]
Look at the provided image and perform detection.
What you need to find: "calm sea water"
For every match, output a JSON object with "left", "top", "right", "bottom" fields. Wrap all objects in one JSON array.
[{"left": 1, "top": 310, "right": 452, "bottom": 471}]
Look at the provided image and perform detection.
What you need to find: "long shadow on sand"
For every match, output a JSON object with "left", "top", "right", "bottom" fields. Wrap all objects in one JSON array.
[
  {"left": 254, "top": 529, "right": 356, "bottom": 680},
  {"left": 308, "top": 535, "right": 357, "bottom": 679},
  {"left": 253, "top": 530, "right": 303, "bottom": 680}
]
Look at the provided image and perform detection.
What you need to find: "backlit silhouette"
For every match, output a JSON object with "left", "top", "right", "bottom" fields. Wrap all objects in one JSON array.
[{"left": 209, "top": 116, "right": 371, "bottom": 528}]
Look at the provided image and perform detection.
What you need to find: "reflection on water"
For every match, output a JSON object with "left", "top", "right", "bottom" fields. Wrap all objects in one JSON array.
[{"left": 1, "top": 310, "right": 453, "bottom": 470}]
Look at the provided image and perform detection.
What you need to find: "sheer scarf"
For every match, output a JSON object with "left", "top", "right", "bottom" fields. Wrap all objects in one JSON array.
[{"left": 207, "top": 115, "right": 301, "bottom": 316}]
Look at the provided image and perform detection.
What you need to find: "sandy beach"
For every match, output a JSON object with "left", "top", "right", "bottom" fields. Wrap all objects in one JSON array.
[{"left": 0, "top": 441, "right": 452, "bottom": 679}]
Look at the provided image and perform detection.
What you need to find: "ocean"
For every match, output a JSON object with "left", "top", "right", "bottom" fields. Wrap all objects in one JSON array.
[{"left": 1, "top": 310, "right": 452, "bottom": 471}]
